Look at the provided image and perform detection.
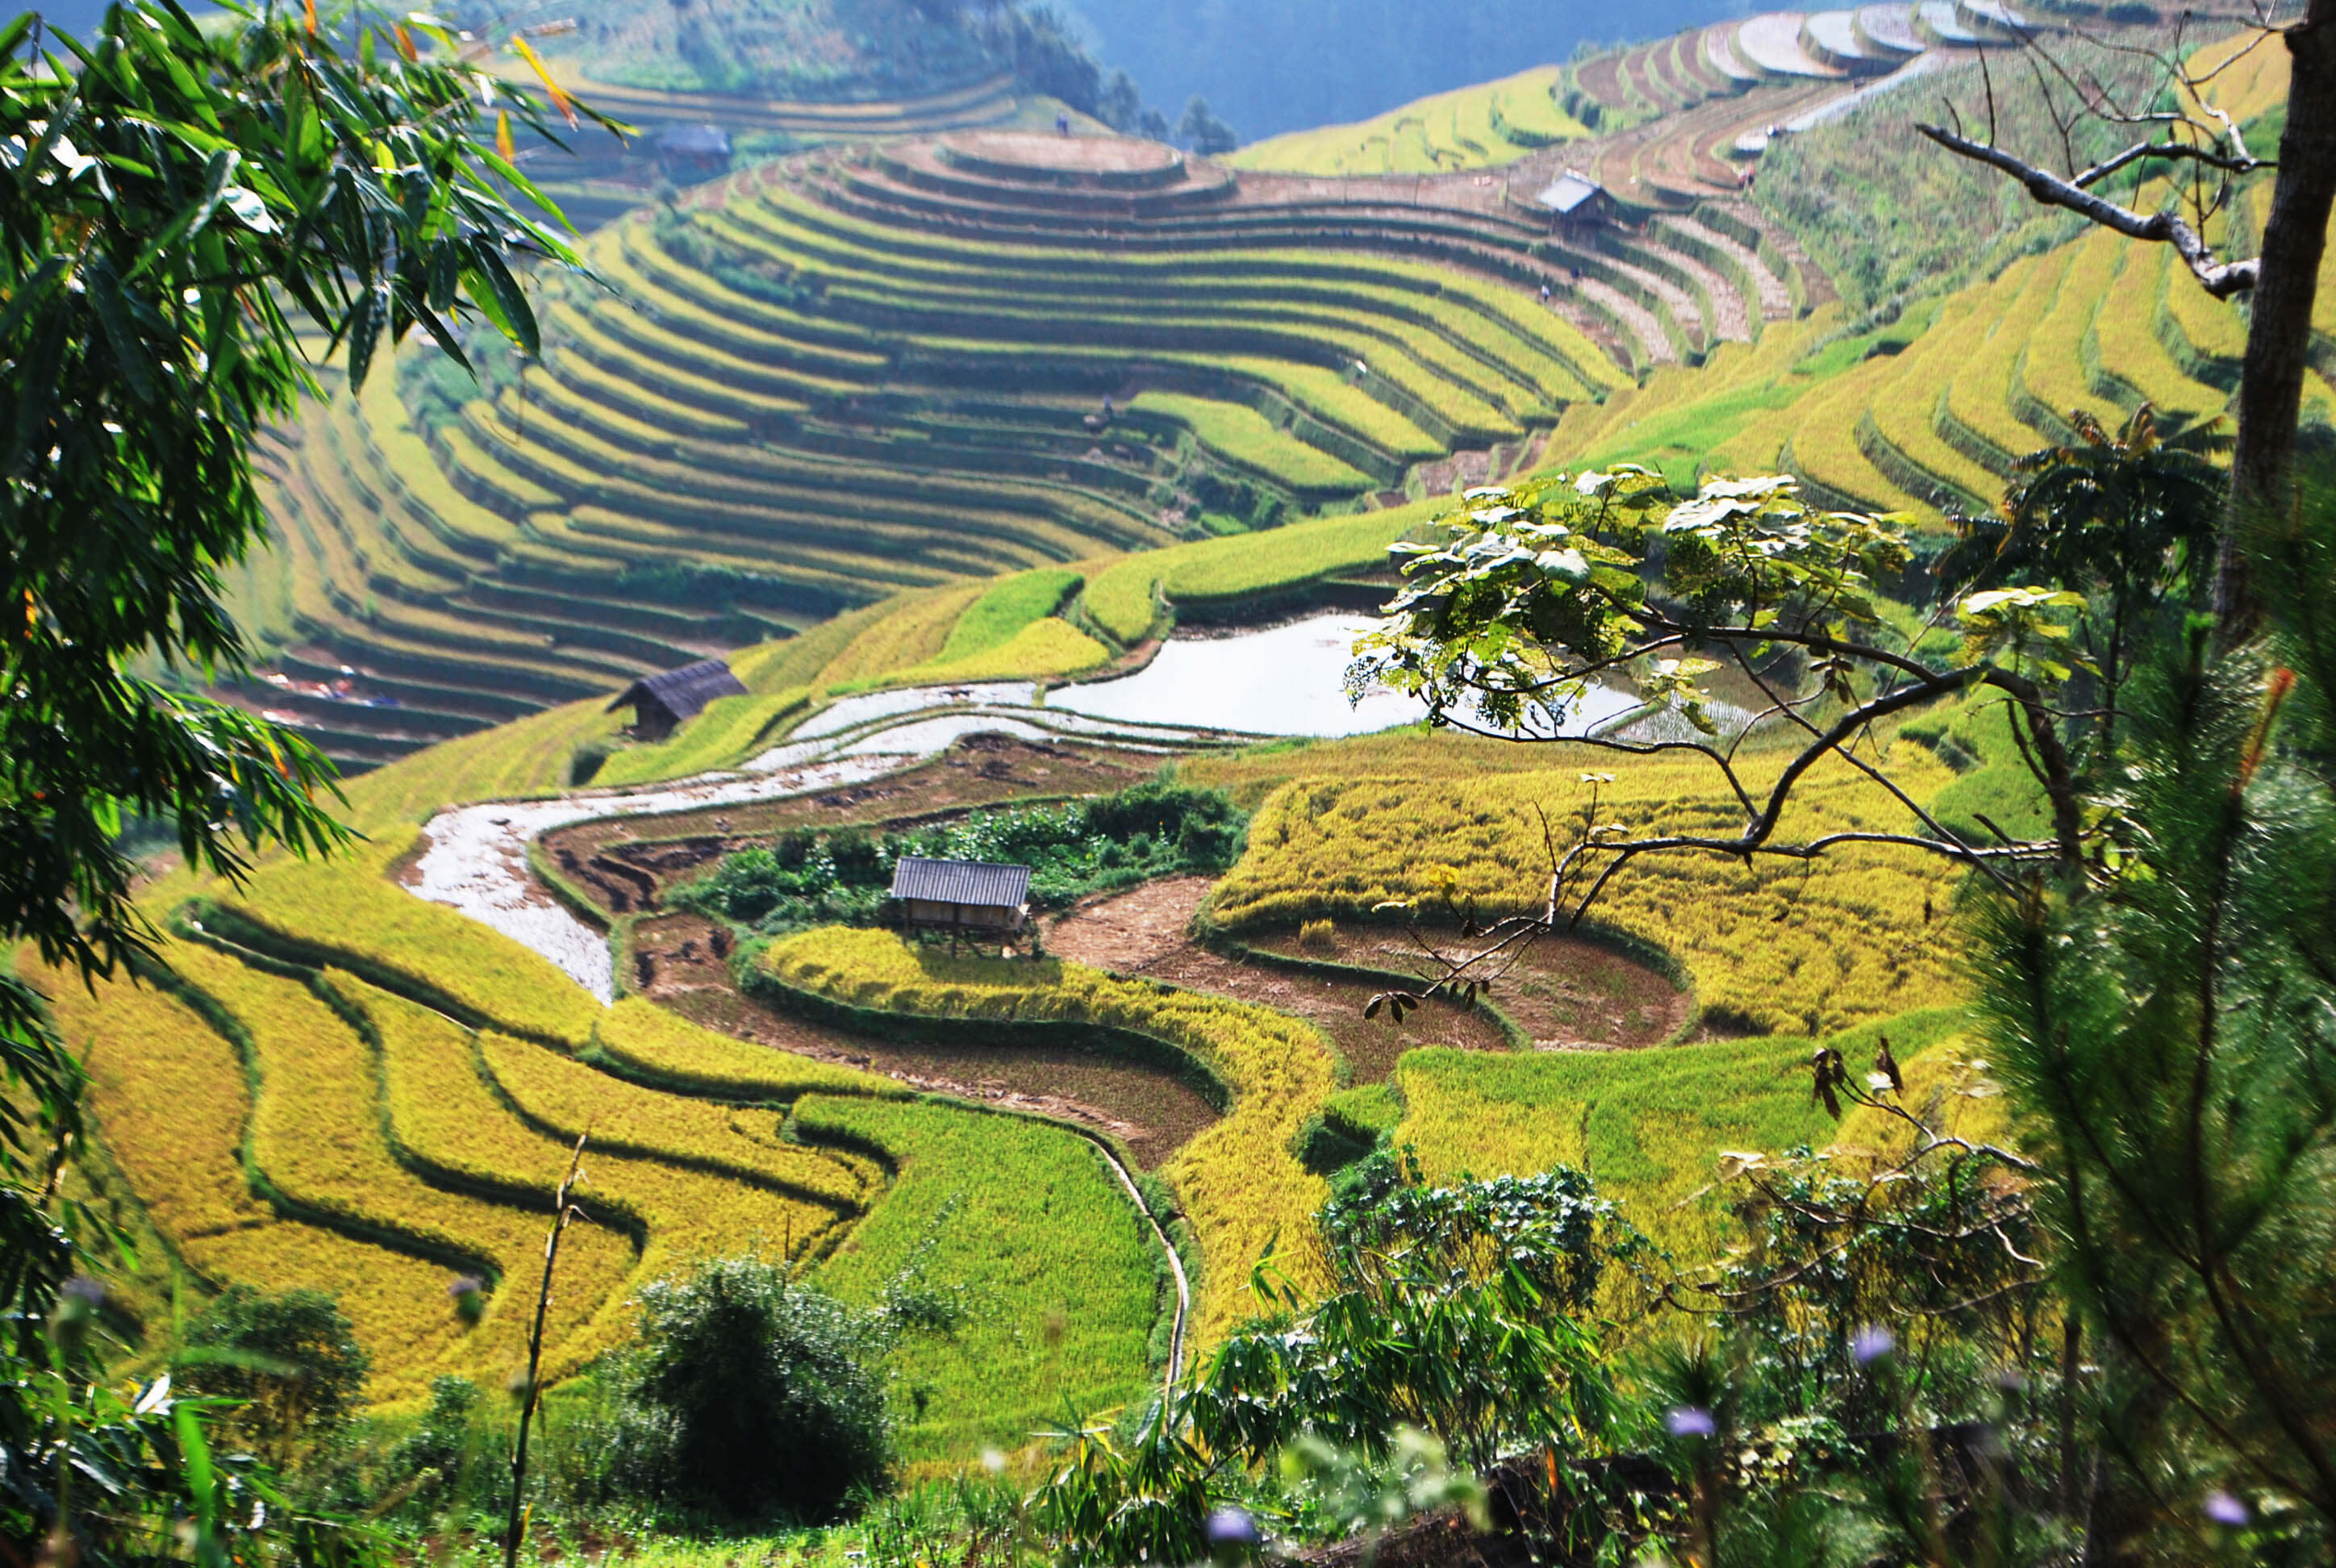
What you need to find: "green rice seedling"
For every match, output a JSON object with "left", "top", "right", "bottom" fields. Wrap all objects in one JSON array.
[
  {"left": 936, "top": 569, "right": 1084, "bottom": 661},
  {"left": 1128, "top": 394, "right": 1371, "bottom": 494},
  {"left": 1391, "top": 1007, "right": 1971, "bottom": 1263},
  {"left": 799, "top": 1095, "right": 1162, "bottom": 1458}
]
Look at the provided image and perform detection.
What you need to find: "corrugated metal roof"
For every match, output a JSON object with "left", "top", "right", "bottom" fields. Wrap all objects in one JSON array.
[
  {"left": 607, "top": 659, "right": 748, "bottom": 720},
  {"left": 1535, "top": 172, "right": 1608, "bottom": 215},
  {"left": 658, "top": 123, "right": 732, "bottom": 156},
  {"left": 889, "top": 857, "right": 1032, "bottom": 908}
]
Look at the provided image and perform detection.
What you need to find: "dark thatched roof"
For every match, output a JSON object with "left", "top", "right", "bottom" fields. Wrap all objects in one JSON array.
[
  {"left": 888, "top": 857, "right": 1032, "bottom": 909},
  {"left": 607, "top": 659, "right": 748, "bottom": 722}
]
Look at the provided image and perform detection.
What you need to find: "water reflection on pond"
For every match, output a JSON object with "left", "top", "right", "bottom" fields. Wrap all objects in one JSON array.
[{"left": 1050, "top": 614, "right": 1641, "bottom": 738}]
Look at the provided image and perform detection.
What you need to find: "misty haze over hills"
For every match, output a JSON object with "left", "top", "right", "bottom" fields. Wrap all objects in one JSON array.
[
  {"left": 1064, "top": 0, "right": 1760, "bottom": 142},
  {"left": 27, "top": 0, "right": 1753, "bottom": 142}
]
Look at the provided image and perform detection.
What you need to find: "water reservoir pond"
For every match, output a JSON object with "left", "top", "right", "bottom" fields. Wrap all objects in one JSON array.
[{"left": 1051, "top": 613, "right": 1640, "bottom": 738}]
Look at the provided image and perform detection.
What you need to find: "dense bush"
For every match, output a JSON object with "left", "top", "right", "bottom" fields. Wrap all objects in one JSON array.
[
  {"left": 611, "top": 1257, "right": 895, "bottom": 1524},
  {"left": 673, "top": 778, "right": 1248, "bottom": 934},
  {"left": 178, "top": 1286, "right": 372, "bottom": 1470}
]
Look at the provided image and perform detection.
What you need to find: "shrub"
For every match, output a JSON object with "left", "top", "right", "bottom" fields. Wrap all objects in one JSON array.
[
  {"left": 386, "top": 1375, "right": 485, "bottom": 1517},
  {"left": 672, "top": 778, "right": 1249, "bottom": 933},
  {"left": 179, "top": 1285, "right": 372, "bottom": 1469},
  {"left": 569, "top": 742, "right": 611, "bottom": 787},
  {"left": 613, "top": 1256, "right": 895, "bottom": 1524},
  {"left": 1298, "top": 918, "right": 1337, "bottom": 953}
]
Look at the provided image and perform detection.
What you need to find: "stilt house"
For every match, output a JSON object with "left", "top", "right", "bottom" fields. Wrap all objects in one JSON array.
[{"left": 888, "top": 857, "right": 1033, "bottom": 939}]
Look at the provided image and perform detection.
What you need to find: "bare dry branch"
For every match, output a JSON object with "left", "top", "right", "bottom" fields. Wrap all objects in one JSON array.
[
  {"left": 2073, "top": 137, "right": 2271, "bottom": 188},
  {"left": 1916, "top": 121, "right": 2259, "bottom": 297}
]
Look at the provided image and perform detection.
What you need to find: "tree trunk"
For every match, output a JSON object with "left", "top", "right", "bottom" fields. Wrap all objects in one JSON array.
[{"left": 2221, "top": 0, "right": 2336, "bottom": 628}]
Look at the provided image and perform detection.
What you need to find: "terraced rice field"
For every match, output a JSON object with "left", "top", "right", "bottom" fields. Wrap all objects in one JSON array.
[
  {"left": 27, "top": 889, "right": 1170, "bottom": 1449},
  {"left": 1552, "top": 198, "right": 2251, "bottom": 521},
  {"left": 1209, "top": 744, "right": 1969, "bottom": 1037},
  {"left": 1231, "top": 67, "right": 1590, "bottom": 177},
  {"left": 258, "top": 113, "right": 1804, "bottom": 774}
]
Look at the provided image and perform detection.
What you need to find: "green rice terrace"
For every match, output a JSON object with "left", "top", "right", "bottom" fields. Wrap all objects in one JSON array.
[
  {"left": 111, "top": 0, "right": 2298, "bottom": 1442},
  {"left": 23, "top": 0, "right": 2336, "bottom": 1557},
  {"left": 231, "top": 2, "right": 2323, "bottom": 784}
]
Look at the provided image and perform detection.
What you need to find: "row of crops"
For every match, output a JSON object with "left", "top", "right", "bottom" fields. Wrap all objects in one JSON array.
[
  {"left": 1556, "top": 202, "right": 2334, "bottom": 522},
  {"left": 1207, "top": 745, "right": 1969, "bottom": 1039},
  {"left": 36, "top": 857, "right": 1167, "bottom": 1453},
  {"left": 244, "top": 85, "right": 1812, "bottom": 774}
]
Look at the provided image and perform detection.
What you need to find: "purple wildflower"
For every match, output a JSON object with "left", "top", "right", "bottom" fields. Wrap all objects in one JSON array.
[
  {"left": 1205, "top": 1507, "right": 1259, "bottom": 1547},
  {"left": 1850, "top": 1325, "right": 1896, "bottom": 1365},
  {"left": 2205, "top": 1491, "right": 2250, "bottom": 1528},
  {"left": 1666, "top": 1405, "right": 1716, "bottom": 1438}
]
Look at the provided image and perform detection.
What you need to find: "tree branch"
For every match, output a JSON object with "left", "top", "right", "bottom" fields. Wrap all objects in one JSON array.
[
  {"left": 2072, "top": 137, "right": 2271, "bottom": 189},
  {"left": 1916, "top": 122, "right": 2259, "bottom": 298}
]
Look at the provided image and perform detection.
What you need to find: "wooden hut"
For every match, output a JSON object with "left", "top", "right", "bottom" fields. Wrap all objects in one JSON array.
[
  {"left": 655, "top": 123, "right": 733, "bottom": 183},
  {"left": 888, "top": 857, "right": 1033, "bottom": 942},
  {"left": 1533, "top": 169, "right": 1616, "bottom": 230},
  {"left": 607, "top": 659, "right": 747, "bottom": 742}
]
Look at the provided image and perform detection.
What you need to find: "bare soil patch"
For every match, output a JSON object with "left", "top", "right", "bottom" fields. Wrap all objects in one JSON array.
[
  {"left": 941, "top": 128, "right": 1180, "bottom": 177},
  {"left": 630, "top": 911, "right": 1220, "bottom": 1169},
  {"left": 1249, "top": 923, "right": 1688, "bottom": 1049},
  {"left": 1047, "top": 882, "right": 1508, "bottom": 1085}
]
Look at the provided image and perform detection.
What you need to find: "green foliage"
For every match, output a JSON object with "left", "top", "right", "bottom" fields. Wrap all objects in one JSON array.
[
  {"left": 1939, "top": 402, "right": 2225, "bottom": 744},
  {"left": 0, "top": 0, "right": 597, "bottom": 1398},
  {"left": 383, "top": 1376, "right": 486, "bottom": 1519},
  {"left": 1201, "top": 1153, "right": 1639, "bottom": 1473},
  {"left": 802, "top": 1095, "right": 1162, "bottom": 1458},
  {"left": 179, "top": 1286, "right": 372, "bottom": 1470},
  {"left": 673, "top": 780, "right": 1247, "bottom": 932},
  {"left": 1177, "top": 96, "right": 1240, "bottom": 155},
  {"left": 1037, "top": 1157, "right": 1641, "bottom": 1563},
  {"left": 0, "top": 1305, "right": 340, "bottom": 1568},
  {"left": 1974, "top": 620, "right": 2336, "bottom": 1538},
  {"left": 615, "top": 1256, "right": 896, "bottom": 1524},
  {"left": 937, "top": 569, "right": 1083, "bottom": 662}
]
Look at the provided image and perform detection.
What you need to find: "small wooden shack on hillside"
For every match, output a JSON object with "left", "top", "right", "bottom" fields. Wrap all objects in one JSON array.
[
  {"left": 656, "top": 123, "right": 733, "bottom": 182},
  {"left": 607, "top": 659, "right": 747, "bottom": 742},
  {"left": 1533, "top": 169, "right": 1616, "bottom": 229},
  {"left": 889, "top": 857, "right": 1033, "bottom": 940}
]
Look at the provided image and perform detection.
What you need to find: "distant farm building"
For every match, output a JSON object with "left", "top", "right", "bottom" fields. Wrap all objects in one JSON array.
[
  {"left": 889, "top": 857, "right": 1033, "bottom": 940},
  {"left": 1533, "top": 170, "right": 1615, "bottom": 227},
  {"left": 656, "top": 123, "right": 733, "bottom": 182},
  {"left": 607, "top": 659, "right": 747, "bottom": 742}
]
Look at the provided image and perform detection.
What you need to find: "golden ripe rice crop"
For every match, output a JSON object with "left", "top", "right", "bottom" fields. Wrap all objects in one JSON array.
[
  {"left": 164, "top": 943, "right": 640, "bottom": 1395},
  {"left": 1209, "top": 746, "right": 1967, "bottom": 1036},
  {"left": 758, "top": 928, "right": 1337, "bottom": 1347},
  {"left": 594, "top": 997, "right": 902, "bottom": 1101},
  {"left": 215, "top": 834, "right": 611, "bottom": 1043},
  {"left": 349, "top": 974, "right": 878, "bottom": 1366},
  {"left": 478, "top": 1032, "right": 866, "bottom": 1213}
]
